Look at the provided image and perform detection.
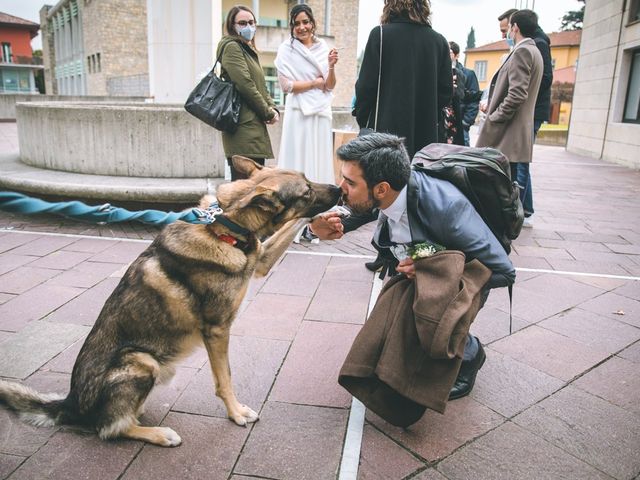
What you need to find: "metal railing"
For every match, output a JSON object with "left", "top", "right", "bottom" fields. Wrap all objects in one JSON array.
[{"left": 0, "top": 55, "right": 43, "bottom": 65}]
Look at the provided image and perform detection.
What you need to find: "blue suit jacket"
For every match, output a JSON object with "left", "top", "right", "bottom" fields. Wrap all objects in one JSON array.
[{"left": 346, "top": 169, "right": 515, "bottom": 289}]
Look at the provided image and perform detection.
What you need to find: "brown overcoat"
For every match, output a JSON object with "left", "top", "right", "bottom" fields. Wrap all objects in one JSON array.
[
  {"left": 476, "top": 38, "right": 543, "bottom": 164},
  {"left": 338, "top": 251, "right": 491, "bottom": 427}
]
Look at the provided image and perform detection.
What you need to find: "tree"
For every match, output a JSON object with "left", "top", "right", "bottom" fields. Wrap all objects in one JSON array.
[
  {"left": 466, "top": 27, "right": 476, "bottom": 50},
  {"left": 560, "top": 0, "right": 585, "bottom": 31}
]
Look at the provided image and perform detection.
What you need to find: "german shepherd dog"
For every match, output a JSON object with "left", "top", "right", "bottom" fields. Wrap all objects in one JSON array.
[{"left": 0, "top": 157, "right": 341, "bottom": 447}]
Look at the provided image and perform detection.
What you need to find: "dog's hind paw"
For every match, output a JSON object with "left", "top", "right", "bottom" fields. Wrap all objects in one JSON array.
[
  {"left": 230, "top": 405, "right": 259, "bottom": 426},
  {"left": 159, "top": 427, "right": 182, "bottom": 447}
]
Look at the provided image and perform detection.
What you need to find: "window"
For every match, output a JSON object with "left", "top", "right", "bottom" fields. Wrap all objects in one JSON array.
[
  {"left": 96, "top": 53, "right": 101, "bottom": 72},
  {"left": 474, "top": 60, "right": 487, "bottom": 82},
  {"left": 623, "top": 49, "right": 640, "bottom": 123},
  {"left": 629, "top": 0, "right": 640, "bottom": 24},
  {"left": 1, "top": 43, "right": 12, "bottom": 63}
]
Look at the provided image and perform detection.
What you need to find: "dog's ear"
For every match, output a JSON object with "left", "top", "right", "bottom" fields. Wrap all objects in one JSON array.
[
  {"left": 232, "top": 156, "right": 263, "bottom": 178},
  {"left": 236, "top": 185, "right": 280, "bottom": 212}
]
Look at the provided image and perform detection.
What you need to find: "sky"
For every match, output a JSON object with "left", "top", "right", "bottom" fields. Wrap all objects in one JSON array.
[
  {"left": 4, "top": 0, "right": 584, "bottom": 59},
  {"left": 357, "top": 0, "right": 584, "bottom": 61}
]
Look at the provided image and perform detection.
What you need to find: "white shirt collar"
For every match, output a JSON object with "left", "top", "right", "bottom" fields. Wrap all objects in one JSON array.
[{"left": 381, "top": 186, "right": 407, "bottom": 223}]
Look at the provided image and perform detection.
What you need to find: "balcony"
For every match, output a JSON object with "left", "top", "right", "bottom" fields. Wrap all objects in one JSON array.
[
  {"left": 0, "top": 55, "right": 44, "bottom": 66},
  {"left": 255, "top": 25, "right": 334, "bottom": 53}
]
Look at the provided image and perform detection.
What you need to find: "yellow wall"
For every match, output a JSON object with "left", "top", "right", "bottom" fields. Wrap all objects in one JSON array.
[
  {"left": 221, "top": 0, "right": 288, "bottom": 24},
  {"left": 465, "top": 44, "right": 580, "bottom": 91},
  {"left": 551, "top": 45, "right": 579, "bottom": 70},
  {"left": 559, "top": 101, "right": 572, "bottom": 125},
  {"left": 464, "top": 51, "right": 505, "bottom": 91}
]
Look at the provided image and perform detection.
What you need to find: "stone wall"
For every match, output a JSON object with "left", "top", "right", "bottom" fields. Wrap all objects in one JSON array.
[
  {"left": 39, "top": 6, "right": 57, "bottom": 95},
  {"left": 17, "top": 102, "right": 358, "bottom": 177},
  {"left": 107, "top": 74, "right": 150, "bottom": 96},
  {"left": 82, "top": 0, "right": 149, "bottom": 96},
  {"left": 0, "top": 94, "right": 149, "bottom": 120},
  {"left": 567, "top": 0, "right": 640, "bottom": 169}
]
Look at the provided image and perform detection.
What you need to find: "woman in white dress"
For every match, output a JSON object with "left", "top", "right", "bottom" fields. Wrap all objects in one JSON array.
[{"left": 275, "top": 3, "right": 338, "bottom": 185}]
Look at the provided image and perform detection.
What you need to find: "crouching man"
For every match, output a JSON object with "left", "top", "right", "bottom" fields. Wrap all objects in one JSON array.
[{"left": 310, "top": 133, "right": 515, "bottom": 402}]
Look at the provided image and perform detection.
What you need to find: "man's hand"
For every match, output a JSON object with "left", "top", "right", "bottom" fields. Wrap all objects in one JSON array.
[
  {"left": 309, "top": 212, "right": 344, "bottom": 240},
  {"left": 396, "top": 257, "right": 416, "bottom": 279}
]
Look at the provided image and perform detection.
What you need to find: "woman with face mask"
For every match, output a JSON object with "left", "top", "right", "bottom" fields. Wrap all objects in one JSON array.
[
  {"left": 274, "top": 4, "right": 338, "bottom": 187},
  {"left": 216, "top": 5, "right": 279, "bottom": 180}
]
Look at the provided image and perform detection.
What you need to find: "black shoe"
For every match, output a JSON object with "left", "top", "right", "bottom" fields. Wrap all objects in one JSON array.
[
  {"left": 449, "top": 339, "right": 486, "bottom": 400},
  {"left": 365, "top": 253, "right": 384, "bottom": 272},
  {"left": 365, "top": 258, "right": 384, "bottom": 272}
]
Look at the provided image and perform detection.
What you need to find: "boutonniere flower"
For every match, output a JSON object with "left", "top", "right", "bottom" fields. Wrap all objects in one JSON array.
[{"left": 408, "top": 241, "right": 446, "bottom": 260}]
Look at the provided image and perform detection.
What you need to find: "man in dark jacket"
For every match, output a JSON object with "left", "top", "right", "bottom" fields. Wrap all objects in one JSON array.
[
  {"left": 354, "top": 11, "right": 452, "bottom": 158},
  {"left": 310, "top": 133, "right": 516, "bottom": 400},
  {"left": 525, "top": 25, "right": 553, "bottom": 224},
  {"left": 449, "top": 41, "right": 480, "bottom": 146}
]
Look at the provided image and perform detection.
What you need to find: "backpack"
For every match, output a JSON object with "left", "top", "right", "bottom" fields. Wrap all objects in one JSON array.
[{"left": 412, "top": 143, "right": 524, "bottom": 254}]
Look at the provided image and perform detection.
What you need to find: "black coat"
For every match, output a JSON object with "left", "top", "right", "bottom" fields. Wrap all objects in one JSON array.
[
  {"left": 533, "top": 27, "right": 553, "bottom": 122},
  {"left": 456, "top": 61, "right": 480, "bottom": 129},
  {"left": 355, "top": 18, "right": 452, "bottom": 158}
]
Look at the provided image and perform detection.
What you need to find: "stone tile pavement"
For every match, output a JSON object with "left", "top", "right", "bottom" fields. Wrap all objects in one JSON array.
[{"left": 0, "top": 121, "right": 639, "bottom": 479}]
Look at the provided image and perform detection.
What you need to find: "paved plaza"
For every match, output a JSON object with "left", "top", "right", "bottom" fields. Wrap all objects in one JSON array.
[{"left": 0, "top": 122, "right": 639, "bottom": 479}]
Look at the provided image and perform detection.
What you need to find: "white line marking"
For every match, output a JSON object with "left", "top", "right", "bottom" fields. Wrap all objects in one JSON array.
[
  {"left": 1, "top": 229, "right": 638, "bottom": 282},
  {"left": 285, "top": 249, "right": 376, "bottom": 259},
  {"left": 338, "top": 273, "right": 384, "bottom": 480},
  {"left": 0, "top": 228, "right": 152, "bottom": 243},
  {"left": 517, "top": 267, "right": 640, "bottom": 281}
]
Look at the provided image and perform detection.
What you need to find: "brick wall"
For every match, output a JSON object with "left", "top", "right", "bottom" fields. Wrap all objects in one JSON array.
[{"left": 83, "top": 0, "right": 149, "bottom": 96}]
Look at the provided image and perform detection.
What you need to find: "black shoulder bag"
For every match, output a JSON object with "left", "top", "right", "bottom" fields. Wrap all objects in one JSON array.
[{"left": 184, "top": 44, "right": 241, "bottom": 134}]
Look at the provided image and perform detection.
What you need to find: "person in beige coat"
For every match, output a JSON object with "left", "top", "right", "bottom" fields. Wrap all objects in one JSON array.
[{"left": 476, "top": 10, "right": 543, "bottom": 183}]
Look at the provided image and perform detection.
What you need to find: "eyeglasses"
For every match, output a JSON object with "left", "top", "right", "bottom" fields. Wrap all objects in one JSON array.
[{"left": 235, "top": 20, "right": 256, "bottom": 27}]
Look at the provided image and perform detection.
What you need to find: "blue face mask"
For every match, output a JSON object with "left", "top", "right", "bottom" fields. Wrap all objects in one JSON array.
[
  {"left": 506, "top": 29, "right": 515, "bottom": 48},
  {"left": 237, "top": 24, "right": 256, "bottom": 42}
]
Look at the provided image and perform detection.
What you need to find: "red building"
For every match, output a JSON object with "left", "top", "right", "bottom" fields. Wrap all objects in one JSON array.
[{"left": 0, "top": 11, "right": 42, "bottom": 93}]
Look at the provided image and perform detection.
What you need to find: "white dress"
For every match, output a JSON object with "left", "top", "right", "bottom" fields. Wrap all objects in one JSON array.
[{"left": 274, "top": 39, "right": 335, "bottom": 185}]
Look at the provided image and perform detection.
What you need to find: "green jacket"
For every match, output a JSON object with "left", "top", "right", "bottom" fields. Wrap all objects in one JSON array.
[{"left": 217, "top": 36, "right": 276, "bottom": 159}]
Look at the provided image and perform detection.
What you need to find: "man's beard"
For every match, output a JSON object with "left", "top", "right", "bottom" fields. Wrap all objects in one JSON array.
[{"left": 342, "top": 190, "right": 380, "bottom": 216}]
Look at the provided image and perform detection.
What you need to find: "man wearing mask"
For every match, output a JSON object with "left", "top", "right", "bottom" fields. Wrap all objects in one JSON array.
[
  {"left": 497, "top": 8, "right": 553, "bottom": 227},
  {"left": 449, "top": 41, "right": 480, "bottom": 147},
  {"left": 476, "top": 10, "right": 543, "bottom": 198}
]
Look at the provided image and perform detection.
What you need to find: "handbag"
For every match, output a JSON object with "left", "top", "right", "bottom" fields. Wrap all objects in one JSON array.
[
  {"left": 358, "top": 25, "right": 383, "bottom": 137},
  {"left": 184, "top": 45, "right": 241, "bottom": 134}
]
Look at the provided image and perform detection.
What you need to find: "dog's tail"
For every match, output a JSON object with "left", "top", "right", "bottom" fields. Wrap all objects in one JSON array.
[{"left": 0, "top": 379, "right": 74, "bottom": 427}]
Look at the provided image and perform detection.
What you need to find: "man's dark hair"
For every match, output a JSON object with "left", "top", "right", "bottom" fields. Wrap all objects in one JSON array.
[
  {"left": 449, "top": 41, "right": 460, "bottom": 56},
  {"left": 336, "top": 133, "right": 411, "bottom": 191},
  {"left": 510, "top": 9, "right": 538, "bottom": 38},
  {"left": 498, "top": 8, "right": 518, "bottom": 21}
]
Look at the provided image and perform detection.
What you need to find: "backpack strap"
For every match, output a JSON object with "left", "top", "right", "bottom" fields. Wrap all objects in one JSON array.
[{"left": 508, "top": 283, "right": 513, "bottom": 334}]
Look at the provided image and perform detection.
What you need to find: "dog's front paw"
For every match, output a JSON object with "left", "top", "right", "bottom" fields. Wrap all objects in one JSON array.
[
  {"left": 158, "top": 427, "right": 182, "bottom": 447},
  {"left": 229, "top": 404, "right": 259, "bottom": 426}
]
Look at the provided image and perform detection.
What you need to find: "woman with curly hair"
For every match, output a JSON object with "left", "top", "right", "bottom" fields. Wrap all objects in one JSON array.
[{"left": 354, "top": 0, "right": 452, "bottom": 158}]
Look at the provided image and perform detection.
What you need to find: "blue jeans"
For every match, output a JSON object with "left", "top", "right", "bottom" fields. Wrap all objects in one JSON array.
[
  {"left": 463, "top": 128, "right": 470, "bottom": 147},
  {"left": 511, "top": 120, "right": 542, "bottom": 216}
]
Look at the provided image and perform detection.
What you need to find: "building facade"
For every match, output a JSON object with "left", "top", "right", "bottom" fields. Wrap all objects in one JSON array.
[
  {"left": 465, "top": 30, "right": 581, "bottom": 91},
  {"left": 40, "top": 0, "right": 148, "bottom": 96},
  {"left": 465, "top": 30, "right": 581, "bottom": 126},
  {"left": 0, "top": 12, "right": 43, "bottom": 94},
  {"left": 40, "top": 0, "right": 357, "bottom": 106}
]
